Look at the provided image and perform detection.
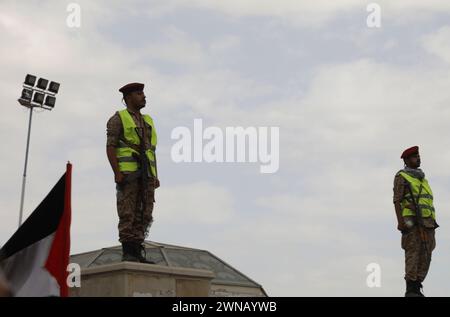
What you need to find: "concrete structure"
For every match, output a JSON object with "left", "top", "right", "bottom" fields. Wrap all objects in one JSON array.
[{"left": 70, "top": 241, "right": 267, "bottom": 297}]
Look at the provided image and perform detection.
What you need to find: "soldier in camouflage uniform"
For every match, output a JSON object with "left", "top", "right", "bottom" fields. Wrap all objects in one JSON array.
[
  {"left": 106, "top": 83, "right": 159, "bottom": 263},
  {"left": 393, "top": 146, "right": 438, "bottom": 297}
]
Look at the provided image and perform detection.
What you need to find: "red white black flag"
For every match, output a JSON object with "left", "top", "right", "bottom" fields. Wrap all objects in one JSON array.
[{"left": 0, "top": 163, "right": 72, "bottom": 297}]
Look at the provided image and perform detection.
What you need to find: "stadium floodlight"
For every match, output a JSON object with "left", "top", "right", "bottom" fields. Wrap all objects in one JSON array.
[
  {"left": 48, "top": 81, "right": 60, "bottom": 94},
  {"left": 36, "top": 78, "right": 49, "bottom": 90},
  {"left": 21, "top": 88, "right": 33, "bottom": 102},
  {"left": 44, "top": 95, "right": 56, "bottom": 108},
  {"left": 24, "top": 74, "right": 37, "bottom": 87},
  {"left": 32, "top": 92, "right": 45, "bottom": 105},
  {"left": 17, "top": 74, "right": 61, "bottom": 228}
]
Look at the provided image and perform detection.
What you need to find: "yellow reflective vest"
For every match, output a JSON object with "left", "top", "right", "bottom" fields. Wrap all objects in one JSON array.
[
  {"left": 398, "top": 171, "right": 435, "bottom": 219},
  {"left": 116, "top": 109, "right": 157, "bottom": 177}
]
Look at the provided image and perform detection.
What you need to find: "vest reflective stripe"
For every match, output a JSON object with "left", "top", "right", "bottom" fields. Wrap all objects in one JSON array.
[
  {"left": 117, "top": 156, "right": 137, "bottom": 163},
  {"left": 413, "top": 194, "right": 434, "bottom": 200},
  {"left": 417, "top": 205, "right": 435, "bottom": 212},
  {"left": 403, "top": 194, "right": 434, "bottom": 203},
  {"left": 116, "top": 109, "right": 157, "bottom": 177},
  {"left": 117, "top": 156, "right": 157, "bottom": 166},
  {"left": 399, "top": 171, "right": 436, "bottom": 219},
  {"left": 118, "top": 140, "right": 156, "bottom": 151}
]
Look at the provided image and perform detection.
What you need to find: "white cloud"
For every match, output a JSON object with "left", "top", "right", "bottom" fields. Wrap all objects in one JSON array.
[
  {"left": 161, "top": 0, "right": 450, "bottom": 27},
  {"left": 143, "top": 26, "right": 207, "bottom": 66},
  {"left": 422, "top": 26, "right": 450, "bottom": 65},
  {"left": 156, "top": 181, "right": 236, "bottom": 224},
  {"left": 168, "top": 0, "right": 364, "bottom": 28},
  {"left": 209, "top": 35, "right": 241, "bottom": 54}
]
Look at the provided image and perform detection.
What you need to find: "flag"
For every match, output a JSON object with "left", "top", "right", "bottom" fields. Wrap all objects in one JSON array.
[{"left": 0, "top": 163, "right": 72, "bottom": 297}]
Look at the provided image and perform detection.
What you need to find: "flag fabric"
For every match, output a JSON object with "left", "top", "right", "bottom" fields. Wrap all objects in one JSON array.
[{"left": 0, "top": 163, "right": 72, "bottom": 297}]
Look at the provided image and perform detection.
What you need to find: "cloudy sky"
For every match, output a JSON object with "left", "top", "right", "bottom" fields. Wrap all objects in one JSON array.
[{"left": 2, "top": 0, "right": 450, "bottom": 296}]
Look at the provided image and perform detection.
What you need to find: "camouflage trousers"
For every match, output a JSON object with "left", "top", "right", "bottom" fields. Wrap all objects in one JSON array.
[
  {"left": 116, "top": 179, "right": 155, "bottom": 244},
  {"left": 401, "top": 226, "right": 436, "bottom": 282}
]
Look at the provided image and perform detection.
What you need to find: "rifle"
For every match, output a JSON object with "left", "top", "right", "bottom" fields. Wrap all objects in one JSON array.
[
  {"left": 406, "top": 182, "right": 430, "bottom": 255},
  {"left": 135, "top": 127, "right": 150, "bottom": 232}
]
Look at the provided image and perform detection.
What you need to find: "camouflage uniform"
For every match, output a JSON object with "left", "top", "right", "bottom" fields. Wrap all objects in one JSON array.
[
  {"left": 393, "top": 174, "right": 437, "bottom": 282},
  {"left": 107, "top": 109, "right": 156, "bottom": 244},
  {"left": 401, "top": 226, "right": 436, "bottom": 282}
]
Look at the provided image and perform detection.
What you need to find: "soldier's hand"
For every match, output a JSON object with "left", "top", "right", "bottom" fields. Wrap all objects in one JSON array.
[
  {"left": 115, "top": 172, "right": 125, "bottom": 184},
  {"left": 154, "top": 178, "right": 160, "bottom": 188},
  {"left": 407, "top": 203, "right": 416, "bottom": 211}
]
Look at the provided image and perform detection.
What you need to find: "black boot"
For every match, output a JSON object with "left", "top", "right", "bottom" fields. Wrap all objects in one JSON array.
[
  {"left": 133, "top": 243, "right": 155, "bottom": 264},
  {"left": 121, "top": 242, "right": 139, "bottom": 262},
  {"left": 416, "top": 281, "right": 425, "bottom": 297},
  {"left": 405, "top": 280, "right": 422, "bottom": 297}
]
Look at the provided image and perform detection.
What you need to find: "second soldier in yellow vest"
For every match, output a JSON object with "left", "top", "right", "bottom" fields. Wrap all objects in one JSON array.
[
  {"left": 393, "top": 146, "right": 438, "bottom": 297},
  {"left": 106, "top": 82, "right": 159, "bottom": 264}
]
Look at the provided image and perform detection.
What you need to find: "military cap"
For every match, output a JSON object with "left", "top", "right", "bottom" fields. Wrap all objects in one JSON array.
[
  {"left": 401, "top": 146, "right": 419, "bottom": 159},
  {"left": 119, "top": 83, "right": 144, "bottom": 96}
]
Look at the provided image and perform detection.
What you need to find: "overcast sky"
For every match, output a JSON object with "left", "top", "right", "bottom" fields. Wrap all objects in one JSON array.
[{"left": 2, "top": 0, "right": 450, "bottom": 296}]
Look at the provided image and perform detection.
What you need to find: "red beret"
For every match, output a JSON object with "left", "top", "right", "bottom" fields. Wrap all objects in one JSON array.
[
  {"left": 401, "top": 146, "right": 419, "bottom": 159},
  {"left": 119, "top": 83, "right": 144, "bottom": 95}
]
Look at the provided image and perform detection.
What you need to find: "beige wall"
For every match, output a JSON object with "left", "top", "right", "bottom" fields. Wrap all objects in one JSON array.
[
  {"left": 69, "top": 262, "right": 266, "bottom": 297},
  {"left": 70, "top": 262, "right": 213, "bottom": 297}
]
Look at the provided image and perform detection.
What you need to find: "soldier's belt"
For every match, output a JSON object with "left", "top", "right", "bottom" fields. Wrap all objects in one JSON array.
[{"left": 123, "top": 170, "right": 156, "bottom": 184}]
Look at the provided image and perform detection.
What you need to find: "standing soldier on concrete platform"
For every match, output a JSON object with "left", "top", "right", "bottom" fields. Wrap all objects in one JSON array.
[
  {"left": 106, "top": 82, "right": 160, "bottom": 264},
  {"left": 393, "top": 146, "right": 438, "bottom": 297}
]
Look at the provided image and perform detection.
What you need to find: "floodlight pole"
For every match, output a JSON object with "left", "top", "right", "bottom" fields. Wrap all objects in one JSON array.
[
  {"left": 18, "top": 106, "right": 34, "bottom": 227},
  {"left": 17, "top": 75, "right": 59, "bottom": 228}
]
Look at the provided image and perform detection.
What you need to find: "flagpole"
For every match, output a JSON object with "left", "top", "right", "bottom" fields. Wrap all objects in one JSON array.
[{"left": 18, "top": 106, "right": 34, "bottom": 227}]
